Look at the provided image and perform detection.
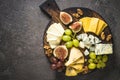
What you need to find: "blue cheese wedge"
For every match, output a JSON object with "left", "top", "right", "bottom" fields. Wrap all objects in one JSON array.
[{"left": 95, "top": 44, "right": 113, "bottom": 55}]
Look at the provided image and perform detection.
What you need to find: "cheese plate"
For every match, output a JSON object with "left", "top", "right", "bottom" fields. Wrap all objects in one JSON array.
[{"left": 41, "top": 0, "right": 113, "bottom": 77}]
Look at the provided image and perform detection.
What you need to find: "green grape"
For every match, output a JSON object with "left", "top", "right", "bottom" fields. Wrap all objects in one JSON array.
[
  {"left": 88, "top": 59, "right": 94, "bottom": 63},
  {"left": 65, "top": 29, "right": 72, "bottom": 35},
  {"left": 102, "top": 55, "right": 108, "bottom": 62},
  {"left": 73, "top": 39, "right": 79, "bottom": 47},
  {"left": 65, "top": 41, "right": 73, "bottom": 48},
  {"left": 97, "top": 55, "right": 102, "bottom": 60},
  {"left": 88, "top": 63, "right": 96, "bottom": 69},
  {"left": 98, "top": 60, "right": 102, "bottom": 63},
  {"left": 96, "top": 63, "right": 101, "bottom": 69},
  {"left": 94, "top": 58, "right": 98, "bottom": 63},
  {"left": 89, "top": 52, "right": 96, "bottom": 59},
  {"left": 100, "top": 62, "right": 106, "bottom": 68},
  {"left": 62, "top": 35, "right": 71, "bottom": 42}
]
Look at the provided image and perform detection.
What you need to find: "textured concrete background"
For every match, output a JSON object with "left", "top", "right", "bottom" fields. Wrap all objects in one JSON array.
[{"left": 0, "top": 0, "right": 120, "bottom": 80}]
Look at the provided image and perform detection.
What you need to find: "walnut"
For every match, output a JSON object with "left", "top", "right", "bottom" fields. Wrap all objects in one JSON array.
[
  {"left": 77, "top": 9, "right": 83, "bottom": 15},
  {"left": 72, "top": 13, "right": 76, "bottom": 17},
  {"left": 82, "top": 66, "right": 89, "bottom": 74},
  {"left": 106, "top": 34, "right": 112, "bottom": 41},
  {"left": 46, "top": 48, "right": 53, "bottom": 57},
  {"left": 72, "top": 13, "right": 80, "bottom": 18},
  {"left": 101, "top": 32, "right": 105, "bottom": 40},
  {"left": 44, "top": 45, "right": 50, "bottom": 49}
]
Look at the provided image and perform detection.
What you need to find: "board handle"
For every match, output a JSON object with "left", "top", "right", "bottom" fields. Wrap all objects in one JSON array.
[{"left": 40, "top": 0, "right": 60, "bottom": 18}]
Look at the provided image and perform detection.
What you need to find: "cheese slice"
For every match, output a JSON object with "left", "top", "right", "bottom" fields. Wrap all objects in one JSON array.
[
  {"left": 96, "top": 19, "right": 107, "bottom": 35},
  {"left": 65, "top": 47, "right": 83, "bottom": 66},
  {"left": 80, "top": 17, "right": 91, "bottom": 32},
  {"left": 95, "top": 44, "right": 113, "bottom": 55},
  {"left": 87, "top": 18, "right": 99, "bottom": 33},
  {"left": 71, "top": 57, "right": 84, "bottom": 65},
  {"left": 70, "top": 64, "right": 83, "bottom": 70},
  {"left": 65, "top": 67, "right": 77, "bottom": 76},
  {"left": 53, "top": 23, "right": 64, "bottom": 35}
]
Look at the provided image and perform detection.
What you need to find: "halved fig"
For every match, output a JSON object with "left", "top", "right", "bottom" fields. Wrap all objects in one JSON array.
[
  {"left": 60, "top": 12, "right": 73, "bottom": 25},
  {"left": 53, "top": 45, "right": 68, "bottom": 60},
  {"left": 69, "top": 21, "right": 82, "bottom": 33}
]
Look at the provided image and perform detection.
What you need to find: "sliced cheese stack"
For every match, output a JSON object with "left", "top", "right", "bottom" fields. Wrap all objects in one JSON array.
[
  {"left": 46, "top": 23, "right": 64, "bottom": 48},
  {"left": 80, "top": 17, "right": 107, "bottom": 35},
  {"left": 65, "top": 47, "right": 84, "bottom": 76}
]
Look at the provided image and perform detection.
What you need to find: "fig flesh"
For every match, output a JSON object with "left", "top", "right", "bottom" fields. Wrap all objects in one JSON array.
[
  {"left": 60, "top": 12, "right": 73, "bottom": 25},
  {"left": 53, "top": 45, "right": 68, "bottom": 60},
  {"left": 69, "top": 22, "right": 82, "bottom": 33}
]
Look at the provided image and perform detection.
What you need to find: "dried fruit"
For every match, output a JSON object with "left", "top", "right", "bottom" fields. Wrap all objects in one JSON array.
[
  {"left": 53, "top": 45, "right": 68, "bottom": 60},
  {"left": 60, "top": 12, "right": 73, "bottom": 25},
  {"left": 69, "top": 21, "right": 82, "bottom": 33}
]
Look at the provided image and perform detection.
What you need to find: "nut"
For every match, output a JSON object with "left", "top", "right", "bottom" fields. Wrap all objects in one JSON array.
[
  {"left": 106, "top": 34, "right": 112, "bottom": 41},
  {"left": 82, "top": 66, "right": 89, "bottom": 74},
  {"left": 101, "top": 32, "right": 105, "bottom": 40},
  {"left": 72, "top": 13, "right": 76, "bottom": 17},
  {"left": 77, "top": 9, "right": 83, "bottom": 15},
  {"left": 46, "top": 48, "right": 53, "bottom": 57},
  {"left": 72, "top": 13, "right": 80, "bottom": 18},
  {"left": 44, "top": 45, "right": 50, "bottom": 49}
]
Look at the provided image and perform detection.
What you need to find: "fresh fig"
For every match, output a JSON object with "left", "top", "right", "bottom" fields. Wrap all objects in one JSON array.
[
  {"left": 60, "top": 12, "right": 73, "bottom": 25},
  {"left": 53, "top": 45, "right": 68, "bottom": 60},
  {"left": 69, "top": 21, "right": 82, "bottom": 33}
]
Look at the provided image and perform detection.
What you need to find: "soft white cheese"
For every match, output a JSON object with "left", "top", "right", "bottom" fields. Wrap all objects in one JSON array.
[{"left": 46, "top": 23, "right": 65, "bottom": 49}]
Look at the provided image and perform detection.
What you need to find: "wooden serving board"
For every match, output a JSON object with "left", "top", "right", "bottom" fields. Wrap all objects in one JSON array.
[{"left": 40, "top": 0, "right": 113, "bottom": 75}]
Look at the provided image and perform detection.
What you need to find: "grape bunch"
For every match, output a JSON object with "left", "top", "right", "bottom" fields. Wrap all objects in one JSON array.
[
  {"left": 88, "top": 52, "right": 108, "bottom": 69},
  {"left": 62, "top": 29, "right": 79, "bottom": 48},
  {"left": 50, "top": 57, "right": 64, "bottom": 71}
]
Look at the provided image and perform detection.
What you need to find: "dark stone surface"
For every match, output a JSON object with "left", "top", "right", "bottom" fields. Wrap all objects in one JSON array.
[{"left": 0, "top": 0, "right": 120, "bottom": 80}]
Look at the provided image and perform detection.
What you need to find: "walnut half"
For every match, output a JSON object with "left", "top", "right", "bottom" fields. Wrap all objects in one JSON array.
[
  {"left": 101, "top": 32, "right": 105, "bottom": 40},
  {"left": 106, "top": 34, "right": 112, "bottom": 41}
]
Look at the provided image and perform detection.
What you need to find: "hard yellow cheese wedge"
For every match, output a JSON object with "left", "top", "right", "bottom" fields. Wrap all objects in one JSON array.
[
  {"left": 65, "top": 47, "right": 83, "bottom": 66},
  {"left": 80, "top": 17, "right": 91, "bottom": 32},
  {"left": 79, "top": 17, "right": 108, "bottom": 35},
  {"left": 87, "top": 18, "right": 99, "bottom": 33},
  {"left": 70, "top": 64, "right": 83, "bottom": 70},
  {"left": 65, "top": 67, "right": 77, "bottom": 76},
  {"left": 96, "top": 19, "right": 107, "bottom": 35},
  {"left": 70, "top": 57, "right": 84, "bottom": 65}
]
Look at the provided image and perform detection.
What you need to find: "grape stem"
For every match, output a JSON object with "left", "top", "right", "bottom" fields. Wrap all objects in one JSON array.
[{"left": 73, "top": 33, "right": 76, "bottom": 39}]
